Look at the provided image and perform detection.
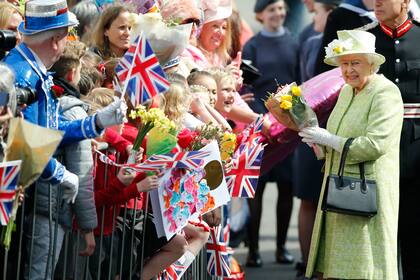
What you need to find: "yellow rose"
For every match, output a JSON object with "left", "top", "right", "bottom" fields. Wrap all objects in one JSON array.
[
  {"left": 291, "top": 85, "right": 301, "bottom": 97},
  {"left": 281, "top": 94, "right": 293, "bottom": 102},
  {"left": 333, "top": 45, "right": 343, "bottom": 54},
  {"left": 280, "top": 100, "right": 292, "bottom": 110}
]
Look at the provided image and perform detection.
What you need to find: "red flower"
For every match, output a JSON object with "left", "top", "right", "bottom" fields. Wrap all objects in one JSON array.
[
  {"left": 177, "top": 128, "right": 197, "bottom": 149},
  {"left": 51, "top": 85, "right": 65, "bottom": 98}
]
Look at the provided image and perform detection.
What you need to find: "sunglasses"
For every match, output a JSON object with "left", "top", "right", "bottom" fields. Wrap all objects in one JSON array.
[{"left": 182, "top": 18, "right": 201, "bottom": 26}]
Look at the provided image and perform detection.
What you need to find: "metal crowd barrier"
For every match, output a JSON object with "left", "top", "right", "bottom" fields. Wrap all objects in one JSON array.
[{"left": 0, "top": 148, "right": 219, "bottom": 280}]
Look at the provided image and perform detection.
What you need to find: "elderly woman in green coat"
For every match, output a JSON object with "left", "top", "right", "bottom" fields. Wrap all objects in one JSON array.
[{"left": 299, "top": 29, "right": 403, "bottom": 280}]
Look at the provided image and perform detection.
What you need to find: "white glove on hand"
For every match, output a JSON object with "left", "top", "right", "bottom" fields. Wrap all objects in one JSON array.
[
  {"left": 298, "top": 127, "right": 343, "bottom": 152},
  {"left": 96, "top": 98, "right": 127, "bottom": 129},
  {"left": 61, "top": 170, "right": 79, "bottom": 204}
]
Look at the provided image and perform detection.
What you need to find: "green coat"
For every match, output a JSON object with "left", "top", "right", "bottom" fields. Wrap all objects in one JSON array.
[{"left": 306, "top": 74, "right": 403, "bottom": 279}]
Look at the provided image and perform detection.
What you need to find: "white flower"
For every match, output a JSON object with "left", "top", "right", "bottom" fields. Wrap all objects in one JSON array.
[{"left": 325, "top": 38, "right": 353, "bottom": 57}]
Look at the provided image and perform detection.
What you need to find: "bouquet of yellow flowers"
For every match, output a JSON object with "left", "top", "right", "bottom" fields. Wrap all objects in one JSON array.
[
  {"left": 265, "top": 83, "right": 323, "bottom": 159},
  {"left": 265, "top": 82, "right": 318, "bottom": 131},
  {"left": 129, "top": 105, "right": 177, "bottom": 161}
]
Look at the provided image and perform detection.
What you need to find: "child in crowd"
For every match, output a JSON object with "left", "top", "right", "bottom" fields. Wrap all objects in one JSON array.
[
  {"left": 50, "top": 40, "right": 98, "bottom": 278},
  {"left": 83, "top": 88, "right": 188, "bottom": 280},
  {"left": 207, "top": 68, "right": 237, "bottom": 116},
  {"left": 160, "top": 81, "right": 194, "bottom": 129},
  {"left": 186, "top": 70, "right": 232, "bottom": 130},
  {"left": 78, "top": 51, "right": 103, "bottom": 95}
]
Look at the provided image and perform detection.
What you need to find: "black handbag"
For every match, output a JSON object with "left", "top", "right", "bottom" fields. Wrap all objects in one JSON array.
[{"left": 321, "top": 138, "right": 377, "bottom": 217}]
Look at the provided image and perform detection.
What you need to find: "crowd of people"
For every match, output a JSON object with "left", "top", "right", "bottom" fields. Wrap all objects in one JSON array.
[{"left": 0, "top": 0, "right": 419, "bottom": 279}]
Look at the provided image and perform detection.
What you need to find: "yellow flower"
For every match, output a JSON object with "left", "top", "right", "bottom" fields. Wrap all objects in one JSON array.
[
  {"left": 129, "top": 110, "right": 138, "bottom": 120},
  {"left": 220, "top": 132, "right": 237, "bottom": 161},
  {"left": 280, "top": 100, "right": 292, "bottom": 110},
  {"left": 333, "top": 45, "right": 343, "bottom": 54},
  {"left": 281, "top": 94, "right": 293, "bottom": 102},
  {"left": 291, "top": 85, "right": 301, "bottom": 97}
]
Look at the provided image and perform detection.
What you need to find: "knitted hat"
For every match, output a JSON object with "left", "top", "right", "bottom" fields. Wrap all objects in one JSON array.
[
  {"left": 324, "top": 30, "right": 385, "bottom": 66},
  {"left": 18, "top": 0, "right": 78, "bottom": 35},
  {"left": 254, "top": 0, "right": 280, "bottom": 13}
]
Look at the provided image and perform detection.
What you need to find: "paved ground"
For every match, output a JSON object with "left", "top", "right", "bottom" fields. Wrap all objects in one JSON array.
[
  {"left": 231, "top": 3, "right": 308, "bottom": 278},
  {"left": 233, "top": 183, "right": 301, "bottom": 280}
]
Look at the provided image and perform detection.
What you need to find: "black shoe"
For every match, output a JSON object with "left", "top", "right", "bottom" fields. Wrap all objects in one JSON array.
[
  {"left": 295, "top": 261, "right": 306, "bottom": 272},
  {"left": 246, "top": 251, "right": 263, "bottom": 267},
  {"left": 275, "top": 247, "right": 295, "bottom": 264},
  {"left": 294, "top": 261, "right": 306, "bottom": 280}
]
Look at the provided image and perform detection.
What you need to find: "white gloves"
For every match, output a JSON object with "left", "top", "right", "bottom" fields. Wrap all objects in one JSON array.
[
  {"left": 96, "top": 98, "right": 127, "bottom": 129},
  {"left": 298, "top": 126, "right": 343, "bottom": 152},
  {"left": 61, "top": 170, "right": 79, "bottom": 204}
]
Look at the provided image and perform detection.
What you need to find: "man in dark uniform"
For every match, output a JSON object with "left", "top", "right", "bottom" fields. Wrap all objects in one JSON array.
[{"left": 362, "top": 0, "right": 420, "bottom": 278}]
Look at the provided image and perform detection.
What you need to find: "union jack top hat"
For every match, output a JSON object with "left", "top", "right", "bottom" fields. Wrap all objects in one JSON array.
[{"left": 18, "top": 0, "right": 78, "bottom": 35}]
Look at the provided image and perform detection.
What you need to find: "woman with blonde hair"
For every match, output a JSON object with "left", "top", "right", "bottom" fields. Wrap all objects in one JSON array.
[
  {"left": 90, "top": 4, "right": 132, "bottom": 59},
  {"left": 0, "top": 2, "right": 23, "bottom": 46},
  {"left": 196, "top": 0, "right": 233, "bottom": 67}
]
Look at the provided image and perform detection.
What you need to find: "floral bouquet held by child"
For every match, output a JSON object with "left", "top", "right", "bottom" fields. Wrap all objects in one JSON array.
[
  {"left": 188, "top": 124, "right": 237, "bottom": 162},
  {"left": 128, "top": 105, "right": 177, "bottom": 163},
  {"left": 265, "top": 83, "right": 324, "bottom": 159}
]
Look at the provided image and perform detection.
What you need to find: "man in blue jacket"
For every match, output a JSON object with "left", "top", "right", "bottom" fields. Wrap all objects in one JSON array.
[{"left": 2, "top": 0, "right": 126, "bottom": 278}]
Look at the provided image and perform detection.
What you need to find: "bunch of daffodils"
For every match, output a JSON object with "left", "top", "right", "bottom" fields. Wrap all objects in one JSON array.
[{"left": 130, "top": 105, "right": 176, "bottom": 151}]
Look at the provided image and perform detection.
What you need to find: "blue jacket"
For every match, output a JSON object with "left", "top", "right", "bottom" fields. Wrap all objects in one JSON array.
[{"left": 3, "top": 43, "right": 102, "bottom": 185}]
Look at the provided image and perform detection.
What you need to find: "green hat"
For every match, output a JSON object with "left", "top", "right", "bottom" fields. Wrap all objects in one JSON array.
[{"left": 324, "top": 30, "right": 385, "bottom": 66}]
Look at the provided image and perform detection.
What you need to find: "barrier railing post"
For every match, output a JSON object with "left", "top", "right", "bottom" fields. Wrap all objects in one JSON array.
[
  {"left": 128, "top": 197, "right": 138, "bottom": 280},
  {"left": 74, "top": 231, "right": 80, "bottom": 279},
  {"left": 96, "top": 149, "right": 109, "bottom": 280},
  {"left": 118, "top": 204, "right": 128, "bottom": 278},
  {"left": 27, "top": 185, "right": 38, "bottom": 278},
  {"left": 61, "top": 232, "right": 69, "bottom": 279}
]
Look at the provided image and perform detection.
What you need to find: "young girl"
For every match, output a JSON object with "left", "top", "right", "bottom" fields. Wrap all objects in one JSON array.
[
  {"left": 207, "top": 68, "right": 236, "bottom": 116},
  {"left": 242, "top": 0, "right": 299, "bottom": 267},
  {"left": 161, "top": 79, "right": 214, "bottom": 131},
  {"left": 83, "top": 88, "right": 188, "bottom": 280},
  {"left": 187, "top": 70, "right": 233, "bottom": 130}
]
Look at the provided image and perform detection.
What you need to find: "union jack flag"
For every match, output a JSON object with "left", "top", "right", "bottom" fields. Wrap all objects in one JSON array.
[
  {"left": 115, "top": 33, "right": 170, "bottom": 106},
  {"left": 0, "top": 160, "right": 21, "bottom": 226},
  {"left": 207, "top": 225, "right": 231, "bottom": 277},
  {"left": 223, "top": 218, "right": 230, "bottom": 245},
  {"left": 237, "top": 115, "right": 264, "bottom": 148},
  {"left": 95, "top": 149, "right": 162, "bottom": 172},
  {"left": 226, "top": 142, "right": 265, "bottom": 198},
  {"left": 156, "top": 259, "right": 187, "bottom": 280},
  {"left": 144, "top": 150, "right": 210, "bottom": 170}
]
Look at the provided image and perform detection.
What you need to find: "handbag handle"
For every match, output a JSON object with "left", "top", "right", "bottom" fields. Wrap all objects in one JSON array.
[
  {"left": 337, "top": 138, "right": 354, "bottom": 178},
  {"left": 336, "top": 138, "right": 368, "bottom": 191}
]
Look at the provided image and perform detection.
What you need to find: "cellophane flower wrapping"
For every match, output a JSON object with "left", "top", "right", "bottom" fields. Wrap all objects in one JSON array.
[
  {"left": 261, "top": 68, "right": 345, "bottom": 174},
  {"left": 265, "top": 82, "right": 319, "bottom": 130},
  {"left": 128, "top": 105, "right": 176, "bottom": 162},
  {"left": 129, "top": 13, "right": 192, "bottom": 66},
  {"left": 146, "top": 127, "right": 178, "bottom": 156}
]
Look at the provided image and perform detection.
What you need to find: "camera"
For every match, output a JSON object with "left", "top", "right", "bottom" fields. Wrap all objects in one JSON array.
[
  {"left": 16, "top": 87, "right": 37, "bottom": 106},
  {"left": 0, "top": 30, "right": 17, "bottom": 60}
]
